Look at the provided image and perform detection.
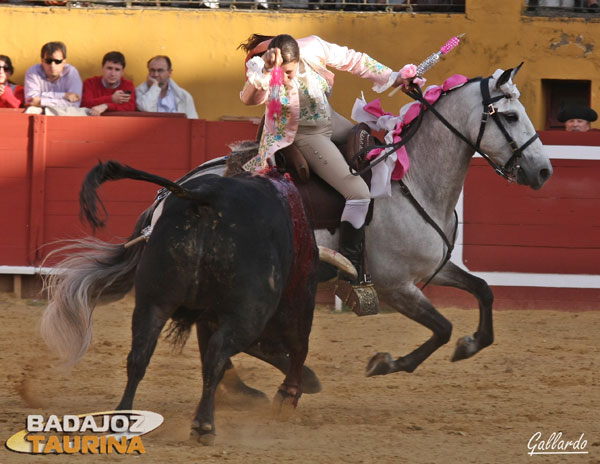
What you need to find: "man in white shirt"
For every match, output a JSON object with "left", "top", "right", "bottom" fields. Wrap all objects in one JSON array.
[{"left": 135, "top": 55, "right": 198, "bottom": 119}]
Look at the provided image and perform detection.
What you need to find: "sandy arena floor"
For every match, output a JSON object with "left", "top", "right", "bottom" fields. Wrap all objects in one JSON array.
[{"left": 1, "top": 293, "right": 598, "bottom": 464}]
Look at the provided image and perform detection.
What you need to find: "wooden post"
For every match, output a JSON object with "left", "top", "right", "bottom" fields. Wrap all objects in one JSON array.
[{"left": 28, "top": 115, "right": 47, "bottom": 266}]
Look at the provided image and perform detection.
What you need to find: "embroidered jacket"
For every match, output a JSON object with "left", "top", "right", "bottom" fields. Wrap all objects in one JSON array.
[{"left": 240, "top": 35, "right": 398, "bottom": 172}]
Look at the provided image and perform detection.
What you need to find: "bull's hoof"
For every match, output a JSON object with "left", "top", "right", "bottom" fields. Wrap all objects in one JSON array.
[
  {"left": 190, "top": 421, "right": 216, "bottom": 446},
  {"left": 365, "top": 352, "right": 393, "bottom": 377},
  {"left": 272, "top": 389, "right": 298, "bottom": 420},
  {"left": 301, "top": 366, "right": 322, "bottom": 394},
  {"left": 451, "top": 335, "right": 477, "bottom": 362},
  {"left": 220, "top": 370, "right": 269, "bottom": 409}
]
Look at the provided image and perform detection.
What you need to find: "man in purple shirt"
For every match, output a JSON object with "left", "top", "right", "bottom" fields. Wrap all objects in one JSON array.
[{"left": 24, "top": 41, "right": 83, "bottom": 108}]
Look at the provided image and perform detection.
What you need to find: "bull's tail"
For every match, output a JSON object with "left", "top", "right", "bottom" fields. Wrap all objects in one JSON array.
[
  {"left": 40, "top": 161, "right": 179, "bottom": 366},
  {"left": 41, "top": 210, "right": 151, "bottom": 366},
  {"left": 80, "top": 160, "right": 208, "bottom": 231}
]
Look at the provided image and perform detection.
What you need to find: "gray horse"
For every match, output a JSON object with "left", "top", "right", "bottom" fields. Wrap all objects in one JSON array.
[
  {"left": 178, "top": 65, "right": 552, "bottom": 378},
  {"left": 325, "top": 65, "right": 552, "bottom": 375}
]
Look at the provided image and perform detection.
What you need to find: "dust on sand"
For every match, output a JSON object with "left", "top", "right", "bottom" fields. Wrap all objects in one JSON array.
[{"left": 1, "top": 294, "right": 598, "bottom": 464}]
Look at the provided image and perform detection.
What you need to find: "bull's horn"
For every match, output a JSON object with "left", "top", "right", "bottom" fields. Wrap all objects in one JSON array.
[{"left": 318, "top": 246, "right": 358, "bottom": 280}]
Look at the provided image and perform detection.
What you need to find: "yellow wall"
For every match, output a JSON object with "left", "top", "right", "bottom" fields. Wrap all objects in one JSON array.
[{"left": 1, "top": 0, "right": 599, "bottom": 128}]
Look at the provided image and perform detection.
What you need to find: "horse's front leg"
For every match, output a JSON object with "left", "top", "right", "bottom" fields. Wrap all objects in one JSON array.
[
  {"left": 430, "top": 261, "right": 494, "bottom": 361},
  {"left": 366, "top": 284, "right": 452, "bottom": 377}
]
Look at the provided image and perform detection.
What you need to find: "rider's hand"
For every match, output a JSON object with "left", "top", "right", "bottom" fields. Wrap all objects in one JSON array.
[
  {"left": 393, "top": 75, "right": 413, "bottom": 89},
  {"left": 262, "top": 48, "right": 283, "bottom": 71}
]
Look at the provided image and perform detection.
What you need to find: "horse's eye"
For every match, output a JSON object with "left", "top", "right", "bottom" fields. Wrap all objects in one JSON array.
[{"left": 503, "top": 112, "right": 519, "bottom": 123}]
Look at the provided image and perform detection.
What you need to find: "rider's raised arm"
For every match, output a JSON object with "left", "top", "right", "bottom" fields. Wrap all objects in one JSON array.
[
  {"left": 302, "top": 35, "right": 399, "bottom": 94},
  {"left": 240, "top": 56, "right": 270, "bottom": 106}
]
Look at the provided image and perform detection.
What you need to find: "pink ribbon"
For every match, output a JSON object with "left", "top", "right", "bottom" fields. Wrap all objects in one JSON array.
[
  {"left": 362, "top": 99, "right": 410, "bottom": 180},
  {"left": 361, "top": 74, "right": 468, "bottom": 181}
]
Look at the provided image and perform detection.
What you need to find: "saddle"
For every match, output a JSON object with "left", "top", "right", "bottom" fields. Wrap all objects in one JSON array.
[
  {"left": 225, "top": 122, "right": 378, "bottom": 232},
  {"left": 225, "top": 123, "right": 381, "bottom": 317}
]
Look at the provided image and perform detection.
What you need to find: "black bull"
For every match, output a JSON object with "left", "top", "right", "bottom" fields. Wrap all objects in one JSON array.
[{"left": 41, "top": 161, "right": 319, "bottom": 445}]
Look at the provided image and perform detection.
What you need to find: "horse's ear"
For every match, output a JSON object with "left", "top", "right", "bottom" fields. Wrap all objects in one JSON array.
[
  {"left": 510, "top": 61, "right": 524, "bottom": 81},
  {"left": 495, "top": 68, "right": 513, "bottom": 89},
  {"left": 495, "top": 62, "right": 524, "bottom": 89}
]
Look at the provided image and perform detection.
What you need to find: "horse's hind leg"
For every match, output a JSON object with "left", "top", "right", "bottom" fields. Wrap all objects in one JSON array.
[
  {"left": 366, "top": 284, "right": 452, "bottom": 376},
  {"left": 116, "top": 302, "right": 172, "bottom": 410},
  {"left": 430, "top": 261, "right": 494, "bottom": 361}
]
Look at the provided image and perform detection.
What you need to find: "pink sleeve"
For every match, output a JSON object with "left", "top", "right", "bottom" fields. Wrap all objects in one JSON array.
[
  {"left": 240, "top": 81, "right": 269, "bottom": 106},
  {"left": 309, "top": 35, "right": 395, "bottom": 89}
]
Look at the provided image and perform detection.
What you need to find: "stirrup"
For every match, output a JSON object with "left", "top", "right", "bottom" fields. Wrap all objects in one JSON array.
[{"left": 334, "top": 280, "right": 379, "bottom": 316}]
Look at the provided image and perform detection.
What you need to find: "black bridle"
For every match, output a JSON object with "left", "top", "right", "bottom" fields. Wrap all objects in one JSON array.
[
  {"left": 350, "top": 76, "right": 540, "bottom": 182},
  {"left": 349, "top": 75, "right": 540, "bottom": 289}
]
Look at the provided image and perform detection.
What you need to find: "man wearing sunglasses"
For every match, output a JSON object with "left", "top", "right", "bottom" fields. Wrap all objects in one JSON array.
[{"left": 24, "top": 41, "right": 83, "bottom": 109}]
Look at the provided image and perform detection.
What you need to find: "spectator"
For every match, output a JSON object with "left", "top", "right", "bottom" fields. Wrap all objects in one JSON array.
[
  {"left": 558, "top": 105, "right": 597, "bottom": 131},
  {"left": 528, "top": 0, "right": 598, "bottom": 12},
  {"left": 24, "top": 41, "right": 83, "bottom": 109},
  {"left": 0, "top": 55, "right": 24, "bottom": 108},
  {"left": 135, "top": 55, "right": 198, "bottom": 119},
  {"left": 82, "top": 51, "right": 135, "bottom": 116}
]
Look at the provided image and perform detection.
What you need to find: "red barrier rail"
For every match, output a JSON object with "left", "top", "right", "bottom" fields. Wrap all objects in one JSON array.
[{"left": 0, "top": 114, "right": 598, "bottom": 308}]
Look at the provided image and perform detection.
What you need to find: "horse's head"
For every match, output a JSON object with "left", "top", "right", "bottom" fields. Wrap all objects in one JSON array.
[{"left": 470, "top": 64, "right": 553, "bottom": 190}]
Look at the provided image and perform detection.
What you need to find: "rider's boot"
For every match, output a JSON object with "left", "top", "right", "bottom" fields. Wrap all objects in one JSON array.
[
  {"left": 338, "top": 220, "right": 366, "bottom": 285},
  {"left": 335, "top": 221, "right": 378, "bottom": 316}
]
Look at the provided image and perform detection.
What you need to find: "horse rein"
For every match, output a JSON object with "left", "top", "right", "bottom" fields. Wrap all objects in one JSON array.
[
  {"left": 407, "top": 77, "right": 540, "bottom": 182},
  {"left": 348, "top": 75, "right": 539, "bottom": 288}
]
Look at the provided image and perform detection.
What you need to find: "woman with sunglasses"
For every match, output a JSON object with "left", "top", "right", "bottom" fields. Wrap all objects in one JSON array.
[{"left": 0, "top": 55, "right": 24, "bottom": 108}]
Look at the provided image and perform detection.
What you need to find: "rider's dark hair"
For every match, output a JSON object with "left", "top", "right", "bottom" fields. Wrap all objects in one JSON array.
[
  {"left": 238, "top": 33, "right": 300, "bottom": 64},
  {"left": 238, "top": 34, "right": 275, "bottom": 53},
  {"left": 269, "top": 34, "right": 300, "bottom": 64}
]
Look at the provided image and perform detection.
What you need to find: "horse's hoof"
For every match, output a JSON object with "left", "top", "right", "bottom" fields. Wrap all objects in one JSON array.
[
  {"left": 451, "top": 335, "right": 477, "bottom": 362},
  {"left": 365, "top": 352, "right": 393, "bottom": 377}
]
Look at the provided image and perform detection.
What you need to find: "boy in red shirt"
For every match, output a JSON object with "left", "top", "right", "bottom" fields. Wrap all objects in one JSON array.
[{"left": 82, "top": 51, "right": 135, "bottom": 116}]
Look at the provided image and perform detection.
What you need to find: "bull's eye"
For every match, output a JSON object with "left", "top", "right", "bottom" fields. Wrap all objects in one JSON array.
[{"left": 503, "top": 112, "right": 519, "bottom": 123}]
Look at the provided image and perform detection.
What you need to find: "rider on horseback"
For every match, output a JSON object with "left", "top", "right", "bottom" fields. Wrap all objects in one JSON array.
[{"left": 238, "top": 33, "right": 416, "bottom": 284}]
